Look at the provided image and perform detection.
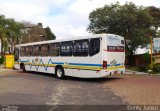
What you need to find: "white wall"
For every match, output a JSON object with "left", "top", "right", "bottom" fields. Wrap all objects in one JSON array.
[{"left": 134, "top": 45, "right": 150, "bottom": 55}]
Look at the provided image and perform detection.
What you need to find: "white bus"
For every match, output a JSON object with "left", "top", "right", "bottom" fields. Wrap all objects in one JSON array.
[{"left": 14, "top": 34, "right": 125, "bottom": 79}]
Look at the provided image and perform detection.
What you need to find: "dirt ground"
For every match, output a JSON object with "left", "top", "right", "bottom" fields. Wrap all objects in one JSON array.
[{"left": 103, "top": 75, "right": 160, "bottom": 105}]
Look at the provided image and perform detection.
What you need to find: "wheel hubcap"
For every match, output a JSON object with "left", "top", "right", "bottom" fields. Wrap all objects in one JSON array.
[{"left": 57, "top": 69, "right": 62, "bottom": 77}]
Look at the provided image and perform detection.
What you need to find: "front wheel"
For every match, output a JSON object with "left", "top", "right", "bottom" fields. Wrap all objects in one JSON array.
[
  {"left": 55, "top": 67, "right": 65, "bottom": 79},
  {"left": 22, "top": 64, "right": 26, "bottom": 72}
]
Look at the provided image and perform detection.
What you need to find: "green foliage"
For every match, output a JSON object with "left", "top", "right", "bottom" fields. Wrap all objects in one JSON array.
[
  {"left": 142, "top": 52, "right": 150, "bottom": 63},
  {"left": 21, "top": 22, "right": 56, "bottom": 43},
  {"left": 87, "top": 2, "right": 158, "bottom": 54},
  {"left": 139, "top": 64, "right": 160, "bottom": 72},
  {"left": 0, "top": 15, "right": 56, "bottom": 53},
  {"left": 138, "top": 65, "right": 147, "bottom": 72},
  {"left": 0, "top": 14, "right": 24, "bottom": 54},
  {"left": 0, "top": 56, "right": 4, "bottom": 64},
  {"left": 44, "top": 26, "right": 56, "bottom": 40},
  {"left": 128, "top": 66, "right": 139, "bottom": 71},
  {"left": 148, "top": 6, "right": 160, "bottom": 30},
  {"left": 129, "top": 64, "right": 160, "bottom": 73},
  {"left": 145, "top": 64, "right": 152, "bottom": 71},
  {"left": 153, "top": 64, "right": 160, "bottom": 72}
]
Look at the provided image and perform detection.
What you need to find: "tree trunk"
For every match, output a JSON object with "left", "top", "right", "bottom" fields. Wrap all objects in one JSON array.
[
  {"left": 128, "top": 51, "right": 134, "bottom": 66},
  {"left": 0, "top": 39, "right": 4, "bottom": 56}
]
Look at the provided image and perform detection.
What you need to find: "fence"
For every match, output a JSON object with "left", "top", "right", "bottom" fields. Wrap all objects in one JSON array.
[{"left": 125, "top": 53, "right": 160, "bottom": 67}]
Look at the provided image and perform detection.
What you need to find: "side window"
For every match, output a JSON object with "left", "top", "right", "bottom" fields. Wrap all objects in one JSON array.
[
  {"left": 41, "top": 44, "right": 49, "bottom": 56},
  {"left": 49, "top": 43, "right": 60, "bottom": 56},
  {"left": 89, "top": 38, "right": 100, "bottom": 56},
  {"left": 20, "top": 47, "right": 26, "bottom": 56},
  {"left": 26, "top": 46, "right": 32, "bottom": 56},
  {"left": 60, "top": 41, "right": 73, "bottom": 56},
  {"left": 73, "top": 39, "right": 89, "bottom": 56},
  {"left": 33, "top": 45, "right": 40, "bottom": 56}
]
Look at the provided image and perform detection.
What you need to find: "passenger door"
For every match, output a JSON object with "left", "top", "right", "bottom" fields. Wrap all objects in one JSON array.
[{"left": 14, "top": 48, "right": 19, "bottom": 62}]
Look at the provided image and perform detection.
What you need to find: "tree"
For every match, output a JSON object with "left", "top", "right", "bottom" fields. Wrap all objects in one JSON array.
[
  {"left": 0, "top": 15, "right": 24, "bottom": 54},
  {"left": 20, "top": 21, "right": 34, "bottom": 43},
  {"left": 21, "top": 22, "right": 56, "bottom": 43},
  {"left": 87, "top": 2, "right": 158, "bottom": 65},
  {"left": 0, "top": 15, "right": 56, "bottom": 54},
  {"left": 148, "top": 6, "right": 160, "bottom": 30},
  {"left": 44, "top": 26, "right": 56, "bottom": 40},
  {"left": 5, "top": 18, "right": 23, "bottom": 52},
  {"left": 0, "top": 15, "right": 6, "bottom": 54}
]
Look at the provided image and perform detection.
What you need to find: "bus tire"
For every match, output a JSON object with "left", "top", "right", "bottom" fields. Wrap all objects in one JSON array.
[
  {"left": 21, "top": 64, "right": 26, "bottom": 72},
  {"left": 55, "top": 66, "right": 65, "bottom": 79}
]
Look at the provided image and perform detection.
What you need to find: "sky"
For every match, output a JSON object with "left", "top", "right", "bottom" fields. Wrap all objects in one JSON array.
[{"left": 0, "top": 0, "right": 159, "bottom": 39}]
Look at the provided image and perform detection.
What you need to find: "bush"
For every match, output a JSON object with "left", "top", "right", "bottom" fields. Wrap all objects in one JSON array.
[
  {"left": 153, "top": 64, "right": 160, "bottom": 72},
  {"left": 146, "top": 64, "right": 153, "bottom": 71},
  {"left": 0, "top": 56, "right": 4, "bottom": 64},
  {"left": 138, "top": 65, "right": 147, "bottom": 72},
  {"left": 128, "top": 66, "right": 139, "bottom": 71}
]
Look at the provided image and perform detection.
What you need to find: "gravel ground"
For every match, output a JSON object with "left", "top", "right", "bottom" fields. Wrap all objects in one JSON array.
[
  {"left": 0, "top": 70, "right": 126, "bottom": 105},
  {"left": 103, "top": 74, "right": 160, "bottom": 105},
  {"left": 1, "top": 67, "right": 160, "bottom": 106}
]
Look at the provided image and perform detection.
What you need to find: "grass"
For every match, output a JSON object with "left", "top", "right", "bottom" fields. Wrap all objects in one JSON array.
[{"left": 127, "top": 66, "right": 160, "bottom": 75}]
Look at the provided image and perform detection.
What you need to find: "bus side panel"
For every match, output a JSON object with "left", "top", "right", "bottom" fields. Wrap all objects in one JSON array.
[
  {"left": 65, "top": 69, "right": 101, "bottom": 78},
  {"left": 63, "top": 55, "right": 102, "bottom": 78},
  {"left": 23, "top": 57, "right": 56, "bottom": 74},
  {"left": 20, "top": 56, "right": 102, "bottom": 78}
]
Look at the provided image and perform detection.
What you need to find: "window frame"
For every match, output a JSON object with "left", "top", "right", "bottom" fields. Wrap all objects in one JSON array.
[
  {"left": 49, "top": 42, "right": 60, "bottom": 56},
  {"left": 89, "top": 38, "right": 100, "bottom": 56},
  {"left": 73, "top": 39, "right": 89, "bottom": 56},
  {"left": 41, "top": 44, "right": 49, "bottom": 56},
  {"left": 60, "top": 41, "right": 73, "bottom": 56},
  {"left": 26, "top": 46, "right": 33, "bottom": 56},
  {"left": 20, "top": 46, "right": 26, "bottom": 57},
  {"left": 32, "top": 45, "right": 40, "bottom": 56}
]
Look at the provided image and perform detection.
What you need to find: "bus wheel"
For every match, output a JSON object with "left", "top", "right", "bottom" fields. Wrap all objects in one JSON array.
[
  {"left": 56, "top": 67, "right": 65, "bottom": 79},
  {"left": 22, "top": 64, "right": 26, "bottom": 72}
]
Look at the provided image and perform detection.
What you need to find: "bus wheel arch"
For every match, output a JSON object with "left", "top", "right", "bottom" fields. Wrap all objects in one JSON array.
[
  {"left": 20, "top": 63, "right": 26, "bottom": 72},
  {"left": 55, "top": 65, "right": 65, "bottom": 79}
]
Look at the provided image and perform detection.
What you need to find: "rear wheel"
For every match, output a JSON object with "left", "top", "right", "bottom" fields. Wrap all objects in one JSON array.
[
  {"left": 21, "top": 64, "right": 26, "bottom": 72},
  {"left": 55, "top": 67, "right": 65, "bottom": 79}
]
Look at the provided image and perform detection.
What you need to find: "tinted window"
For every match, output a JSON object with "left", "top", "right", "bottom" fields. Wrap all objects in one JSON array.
[
  {"left": 60, "top": 41, "right": 73, "bottom": 56},
  {"left": 32, "top": 45, "right": 40, "bottom": 56},
  {"left": 49, "top": 43, "right": 60, "bottom": 56},
  {"left": 20, "top": 47, "right": 26, "bottom": 56},
  {"left": 73, "top": 39, "right": 89, "bottom": 56},
  {"left": 41, "top": 44, "right": 49, "bottom": 56},
  {"left": 14, "top": 48, "right": 19, "bottom": 61},
  {"left": 89, "top": 38, "right": 100, "bottom": 56},
  {"left": 26, "top": 46, "right": 32, "bottom": 56}
]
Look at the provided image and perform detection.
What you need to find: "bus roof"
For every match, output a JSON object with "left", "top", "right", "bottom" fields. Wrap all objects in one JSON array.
[{"left": 15, "top": 33, "right": 123, "bottom": 47}]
